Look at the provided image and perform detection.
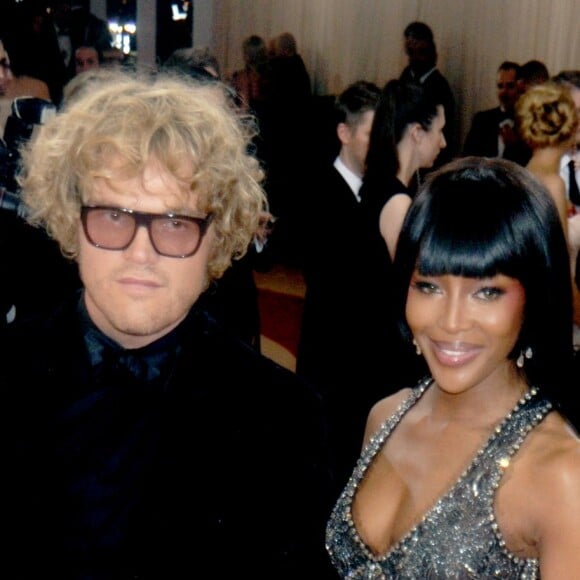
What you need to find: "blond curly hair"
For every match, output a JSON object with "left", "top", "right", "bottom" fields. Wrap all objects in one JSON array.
[
  {"left": 18, "top": 69, "right": 266, "bottom": 282},
  {"left": 515, "top": 82, "right": 579, "bottom": 149}
]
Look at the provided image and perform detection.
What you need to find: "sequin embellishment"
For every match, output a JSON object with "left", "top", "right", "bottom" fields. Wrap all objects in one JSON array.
[{"left": 326, "top": 377, "right": 550, "bottom": 579}]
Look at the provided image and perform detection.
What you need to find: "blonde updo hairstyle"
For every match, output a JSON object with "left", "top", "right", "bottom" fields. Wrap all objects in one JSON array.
[{"left": 515, "top": 82, "right": 579, "bottom": 149}]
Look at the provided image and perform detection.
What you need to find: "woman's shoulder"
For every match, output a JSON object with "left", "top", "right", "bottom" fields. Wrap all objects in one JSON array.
[
  {"left": 513, "top": 412, "right": 580, "bottom": 517},
  {"left": 541, "top": 171, "right": 566, "bottom": 194},
  {"left": 363, "top": 387, "right": 415, "bottom": 442},
  {"left": 515, "top": 413, "right": 580, "bottom": 566},
  {"left": 527, "top": 411, "right": 580, "bottom": 478}
]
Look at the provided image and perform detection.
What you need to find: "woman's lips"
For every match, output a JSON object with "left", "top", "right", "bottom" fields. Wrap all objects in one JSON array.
[{"left": 429, "top": 340, "right": 482, "bottom": 367}]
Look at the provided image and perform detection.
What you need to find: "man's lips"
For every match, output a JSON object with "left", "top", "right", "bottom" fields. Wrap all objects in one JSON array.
[{"left": 118, "top": 276, "right": 161, "bottom": 288}]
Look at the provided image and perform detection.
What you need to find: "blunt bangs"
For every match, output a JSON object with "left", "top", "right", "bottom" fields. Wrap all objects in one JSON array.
[
  {"left": 410, "top": 173, "right": 544, "bottom": 281},
  {"left": 415, "top": 205, "right": 532, "bottom": 280}
]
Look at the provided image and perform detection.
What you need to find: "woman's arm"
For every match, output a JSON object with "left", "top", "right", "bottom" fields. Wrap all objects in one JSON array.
[
  {"left": 378, "top": 193, "right": 412, "bottom": 261},
  {"left": 537, "top": 437, "right": 580, "bottom": 578}
]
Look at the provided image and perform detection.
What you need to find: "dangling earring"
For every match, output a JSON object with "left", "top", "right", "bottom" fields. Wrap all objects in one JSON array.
[
  {"left": 412, "top": 338, "right": 422, "bottom": 356},
  {"left": 516, "top": 346, "right": 533, "bottom": 368}
]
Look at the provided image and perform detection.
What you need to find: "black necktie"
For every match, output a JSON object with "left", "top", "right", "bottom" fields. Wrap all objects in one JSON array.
[{"left": 569, "top": 159, "right": 580, "bottom": 206}]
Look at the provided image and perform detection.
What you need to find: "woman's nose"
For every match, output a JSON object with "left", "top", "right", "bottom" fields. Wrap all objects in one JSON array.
[{"left": 437, "top": 294, "right": 470, "bottom": 333}]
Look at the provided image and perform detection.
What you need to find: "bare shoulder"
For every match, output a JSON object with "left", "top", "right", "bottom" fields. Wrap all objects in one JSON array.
[
  {"left": 522, "top": 413, "right": 580, "bottom": 574},
  {"left": 541, "top": 172, "right": 565, "bottom": 191},
  {"left": 380, "top": 193, "right": 412, "bottom": 221},
  {"left": 362, "top": 388, "right": 414, "bottom": 444},
  {"left": 379, "top": 194, "right": 412, "bottom": 258},
  {"left": 527, "top": 412, "right": 580, "bottom": 492},
  {"left": 512, "top": 412, "right": 580, "bottom": 533},
  {"left": 541, "top": 173, "right": 567, "bottom": 203}
]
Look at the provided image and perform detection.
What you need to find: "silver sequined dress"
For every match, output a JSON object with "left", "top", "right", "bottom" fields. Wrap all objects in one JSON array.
[{"left": 326, "top": 377, "right": 552, "bottom": 579}]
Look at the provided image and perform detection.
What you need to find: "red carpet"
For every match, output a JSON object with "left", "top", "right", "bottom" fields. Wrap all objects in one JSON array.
[{"left": 258, "top": 288, "right": 304, "bottom": 356}]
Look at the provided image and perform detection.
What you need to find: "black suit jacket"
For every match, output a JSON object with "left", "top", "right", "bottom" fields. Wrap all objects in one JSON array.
[
  {"left": 463, "top": 106, "right": 532, "bottom": 166},
  {"left": 463, "top": 106, "right": 506, "bottom": 158},
  {"left": 296, "top": 165, "right": 391, "bottom": 491},
  {"left": 2, "top": 297, "right": 336, "bottom": 579},
  {"left": 297, "top": 164, "right": 365, "bottom": 379}
]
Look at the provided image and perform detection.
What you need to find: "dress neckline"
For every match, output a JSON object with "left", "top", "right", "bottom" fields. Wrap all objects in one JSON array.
[{"left": 346, "top": 379, "right": 542, "bottom": 562}]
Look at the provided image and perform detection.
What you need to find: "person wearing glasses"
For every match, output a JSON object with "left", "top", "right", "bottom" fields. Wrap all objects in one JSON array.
[{"left": 2, "top": 70, "right": 335, "bottom": 579}]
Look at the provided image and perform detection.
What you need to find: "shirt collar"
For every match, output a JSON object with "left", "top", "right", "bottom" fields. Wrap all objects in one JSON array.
[
  {"left": 78, "top": 292, "right": 181, "bottom": 382},
  {"left": 334, "top": 156, "right": 363, "bottom": 201},
  {"left": 411, "top": 66, "right": 437, "bottom": 84}
]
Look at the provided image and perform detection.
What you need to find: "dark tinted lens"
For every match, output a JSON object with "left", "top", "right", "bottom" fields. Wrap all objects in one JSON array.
[{"left": 150, "top": 217, "right": 202, "bottom": 257}]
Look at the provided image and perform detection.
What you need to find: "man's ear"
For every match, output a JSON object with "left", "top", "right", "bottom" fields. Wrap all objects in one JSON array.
[{"left": 337, "top": 122, "right": 351, "bottom": 146}]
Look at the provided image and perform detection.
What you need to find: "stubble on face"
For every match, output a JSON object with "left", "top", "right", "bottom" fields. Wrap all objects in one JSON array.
[{"left": 78, "top": 160, "right": 215, "bottom": 348}]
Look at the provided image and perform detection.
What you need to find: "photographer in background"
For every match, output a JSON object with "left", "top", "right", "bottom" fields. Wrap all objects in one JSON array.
[{"left": 0, "top": 71, "right": 80, "bottom": 328}]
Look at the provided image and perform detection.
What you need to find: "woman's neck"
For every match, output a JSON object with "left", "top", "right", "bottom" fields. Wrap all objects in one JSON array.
[
  {"left": 396, "top": 150, "right": 415, "bottom": 187},
  {"left": 528, "top": 144, "right": 567, "bottom": 174},
  {"left": 396, "top": 135, "right": 420, "bottom": 187}
]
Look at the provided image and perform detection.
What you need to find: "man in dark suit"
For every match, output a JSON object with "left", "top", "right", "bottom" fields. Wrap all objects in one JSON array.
[
  {"left": 296, "top": 80, "right": 381, "bottom": 492},
  {"left": 463, "top": 61, "right": 521, "bottom": 159}
]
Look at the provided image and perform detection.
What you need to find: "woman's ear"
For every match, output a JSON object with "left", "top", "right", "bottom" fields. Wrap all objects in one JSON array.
[{"left": 408, "top": 122, "right": 423, "bottom": 144}]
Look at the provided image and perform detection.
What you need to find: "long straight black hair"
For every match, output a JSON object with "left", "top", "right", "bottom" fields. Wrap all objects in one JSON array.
[{"left": 394, "top": 157, "right": 575, "bottom": 424}]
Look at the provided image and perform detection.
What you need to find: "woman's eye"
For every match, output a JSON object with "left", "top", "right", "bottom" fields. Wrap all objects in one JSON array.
[
  {"left": 476, "top": 287, "right": 504, "bottom": 301},
  {"left": 412, "top": 280, "right": 439, "bottom": 294}
]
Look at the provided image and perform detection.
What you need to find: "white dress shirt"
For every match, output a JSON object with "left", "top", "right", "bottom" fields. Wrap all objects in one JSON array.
[{"left": 333, "top": 156, "right": 362, "bottom": 201}]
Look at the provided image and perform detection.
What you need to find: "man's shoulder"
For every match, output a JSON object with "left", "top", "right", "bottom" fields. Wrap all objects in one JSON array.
[
  {"left": 399, "top": 66, "right": 413, "bottom": 82},
  {"left": 0, "top": 297, "right": 83, "bottom": 390},
  {"left": 306, "top": 163, "right": 357, "bottom": 203},
  {"left": 466, "top": 108, "right": 502, "bottom": 133},
  {"left": 473, "top": 106, "right": 501, "bottom": 120},
  {"left": 429, "top": 69, "right": 455, "bottom": 101},
  {"left": 2, "top": 296, "right": 77, "bottom": 341},
  {"left": 184, "top": 307, "right": 304, "bottom": 380},
  {"left": 181, "top": 309, "right": 325, "bottom": 425},
  {"left": 324, "top": 163, "right": 356, "bottom": 192}
]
